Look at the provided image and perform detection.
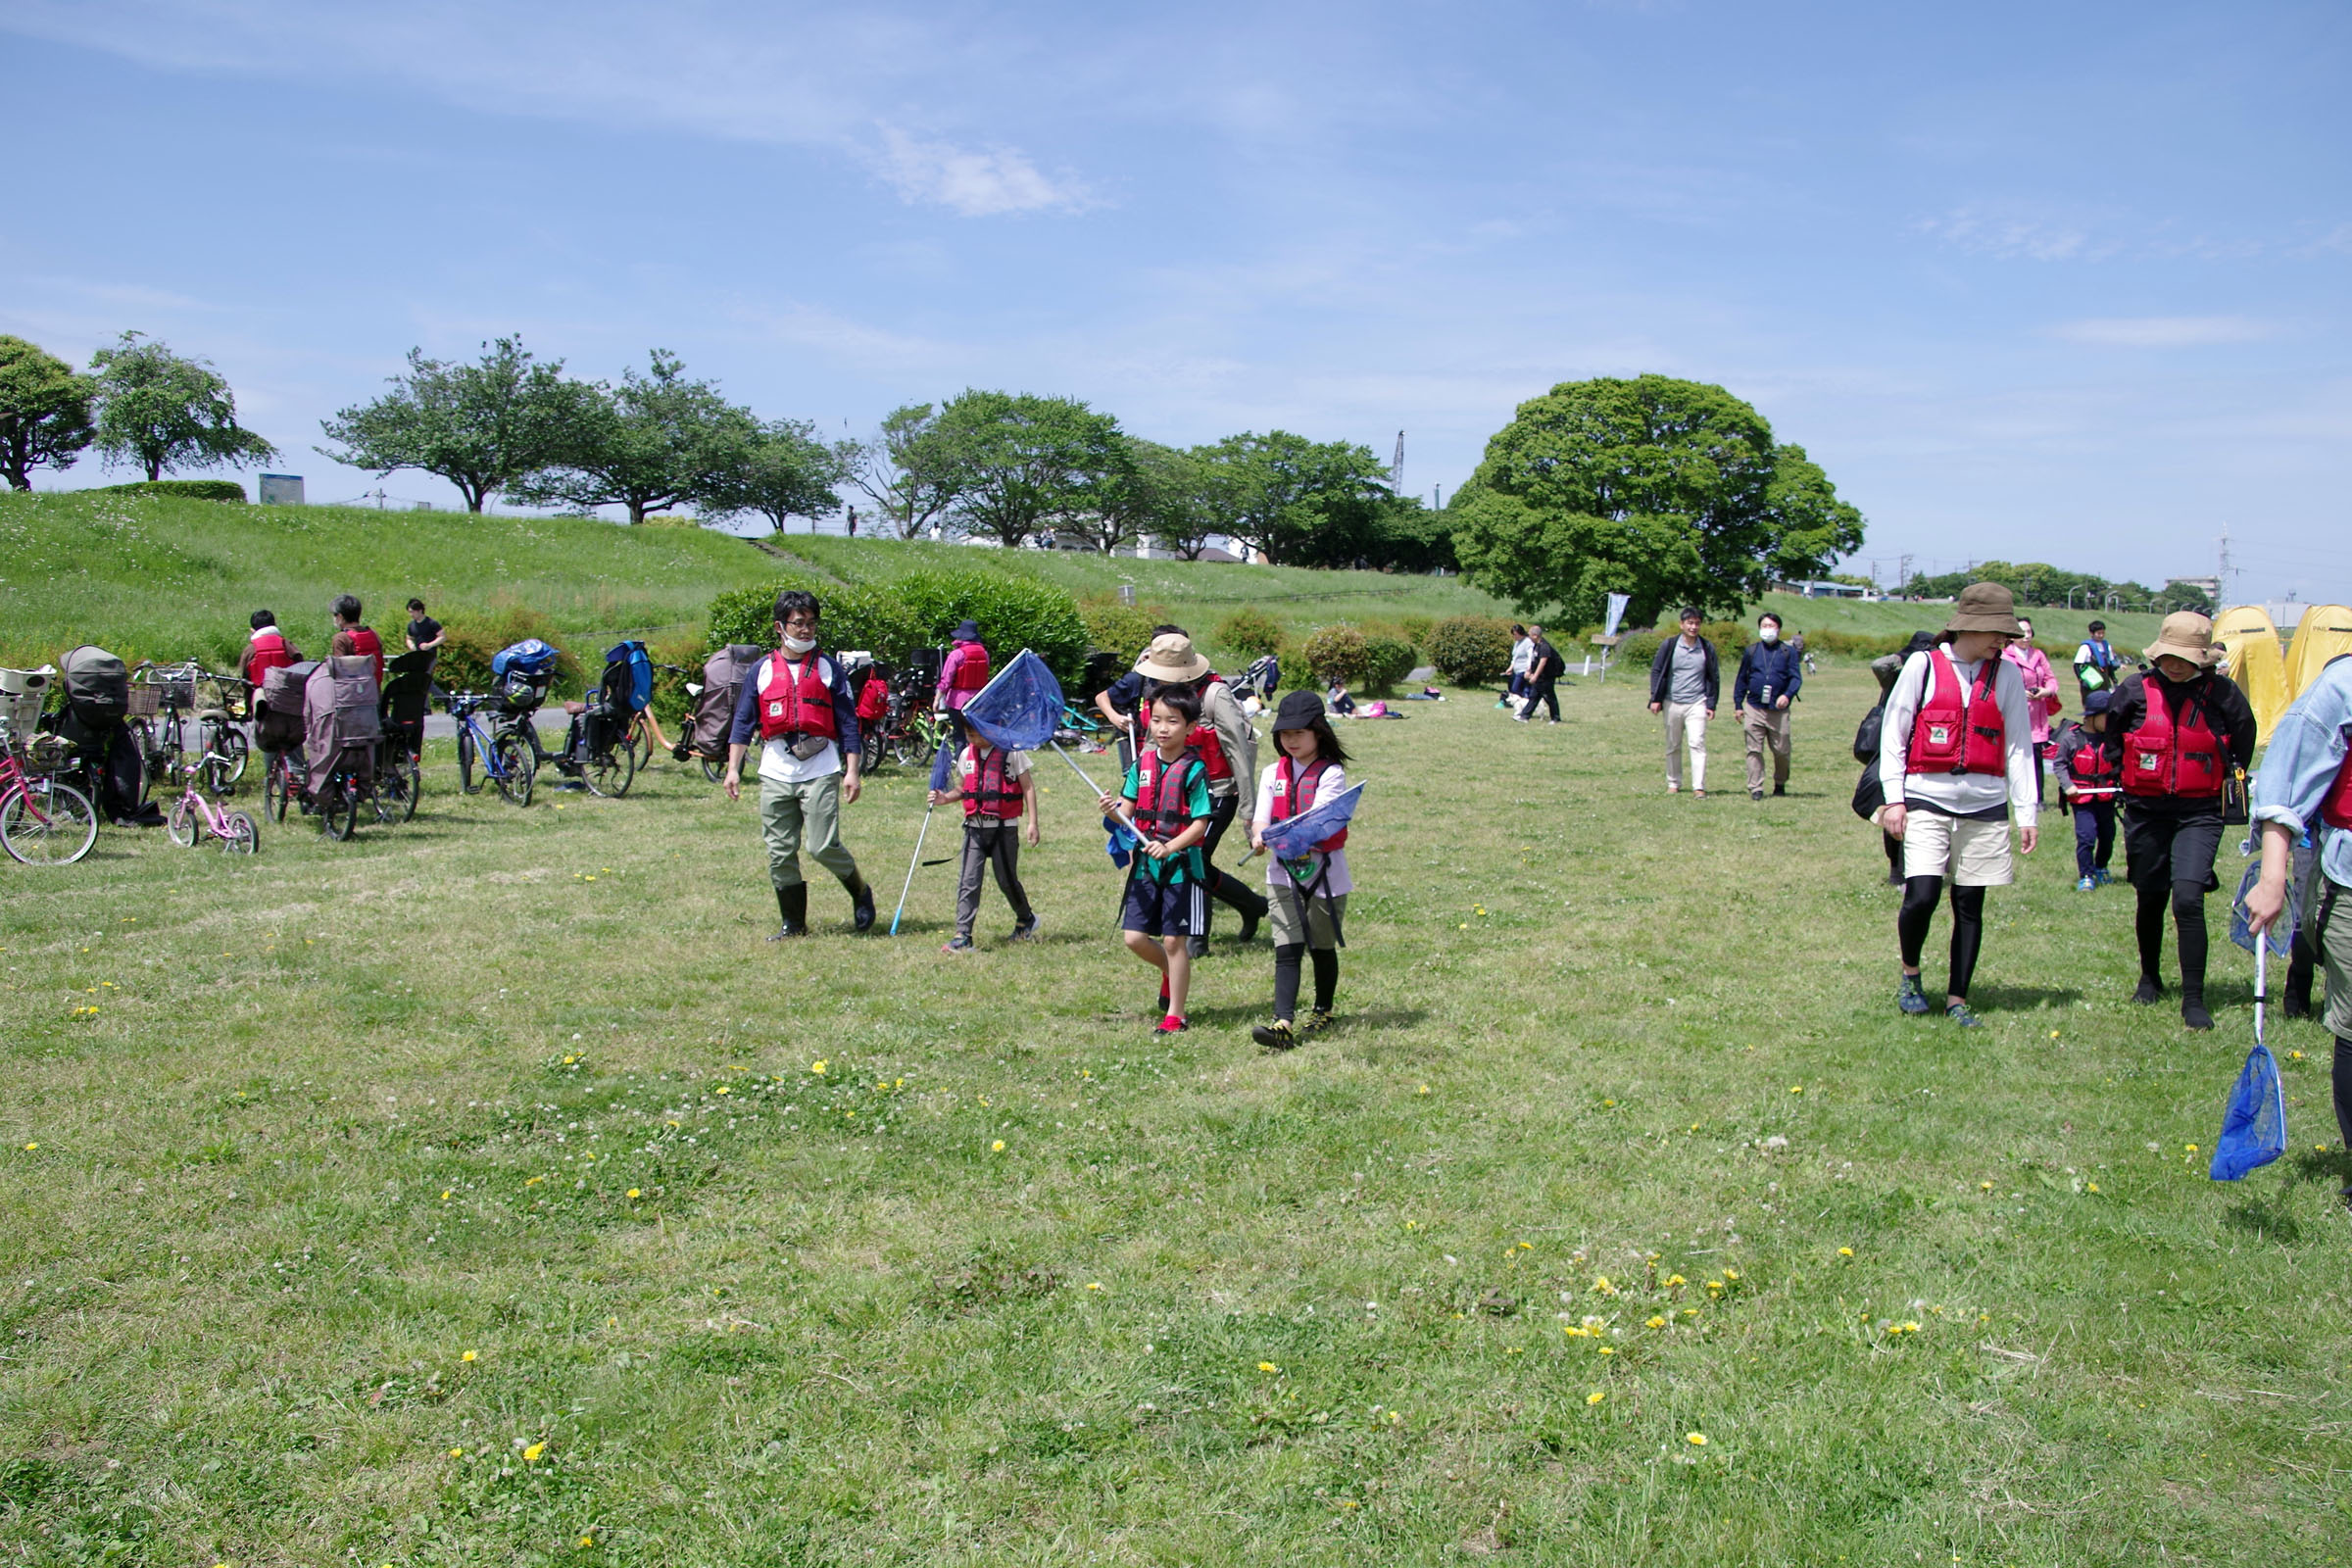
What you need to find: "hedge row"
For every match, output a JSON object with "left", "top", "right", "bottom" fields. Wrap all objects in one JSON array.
[
  {"left": 96, "top": 479, "right": 247, "bottom": 503},
  {"left": 708, "top": 568, "right": 1090, "bottom": 683}
]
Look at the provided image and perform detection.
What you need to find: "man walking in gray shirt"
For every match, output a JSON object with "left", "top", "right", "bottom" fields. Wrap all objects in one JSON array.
[{"left": 1647, "top": 608, "right": 1720, "bottom": 796}]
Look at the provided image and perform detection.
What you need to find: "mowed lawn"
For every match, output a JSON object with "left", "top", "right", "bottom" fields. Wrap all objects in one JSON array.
[{"left": 3, "top": 662, "right": 2346, "bottom": 1566}]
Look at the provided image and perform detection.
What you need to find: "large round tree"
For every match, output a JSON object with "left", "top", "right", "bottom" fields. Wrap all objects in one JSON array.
[{"left": 1450, "top": 374, "right": 1864, "bottom": 631}]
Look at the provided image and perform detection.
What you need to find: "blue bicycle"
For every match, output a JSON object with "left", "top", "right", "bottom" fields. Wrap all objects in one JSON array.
[{"left": 446, "top": 693, "right": 536, "bottom": 808}]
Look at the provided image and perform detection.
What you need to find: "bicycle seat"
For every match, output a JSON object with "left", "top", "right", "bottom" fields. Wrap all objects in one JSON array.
[{"left": 563, "top": 700, "right": 588, "bottom": 715}]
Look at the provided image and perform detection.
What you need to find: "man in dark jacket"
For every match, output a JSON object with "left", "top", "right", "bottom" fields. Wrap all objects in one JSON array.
[
  {"left": 1647, "top": 607, "right": 1718, "bottom": 795},
  {"left": 1515, "top": 625, "right": 1563, "bottom": 724},
  {"left": 1732, "top": 612, "right": 1803, "bottom": 800}
]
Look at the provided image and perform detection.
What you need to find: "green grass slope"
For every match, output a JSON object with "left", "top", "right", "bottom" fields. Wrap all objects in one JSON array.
[{"left": 2, "top": 665, "right": 2341, "bottom": 1564}]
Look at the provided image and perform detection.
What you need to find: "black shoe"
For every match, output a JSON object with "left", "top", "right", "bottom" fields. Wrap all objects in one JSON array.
[
  {"left": 1252, "top": 1019, "right": 1297, "bottom": 1050},
  {"left": 850, "top": 876, "right": 876, "bottom": 933},
  {"left": 2132, "top": 975, "right": 2165, "bottom": 1004},
  {"left": 1772, "top": 783, "right": 1786, "bottom": 797},
  {"left": 1750, "top": 789, "right": 1764, "bottom": 802},
  {"left": 768, "top": 883, "right": 808, "bottom": 940},
  {"left": 1298, "top": 1008, "right": 1334, "bottom": 1036},
  {"left": 2282, "top": 992, "right": 2312, "bottom": 1020},
  {"left": 1238, "top": 906, "right": 1263, "bottom": 944},
  {"left": 1187, "top": 935, "right": 1208, "bottom": 959},
  {"left": 2181, "top": 998, "right": 2213, "bottom": 1032}
]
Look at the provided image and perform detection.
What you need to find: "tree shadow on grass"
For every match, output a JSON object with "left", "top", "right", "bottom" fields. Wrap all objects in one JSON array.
[{"left": 1966, "top": 984, "right": 2083, "bottom": 1011}]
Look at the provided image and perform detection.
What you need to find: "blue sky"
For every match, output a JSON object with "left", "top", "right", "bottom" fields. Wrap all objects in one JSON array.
[{"left": 5, "top": 0, "right": 2347, "bottom": 599}]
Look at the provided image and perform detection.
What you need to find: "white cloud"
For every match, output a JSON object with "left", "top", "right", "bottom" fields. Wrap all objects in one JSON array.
[
  {"left": 2049, "top": 316, "right": 2276, "bottom": 348},
  {"left": 872, "top": 128, "right": 1090, "bottom": 217},
  {"left": 1914, "top": 207, "right": 2112, "bottom": 262}
]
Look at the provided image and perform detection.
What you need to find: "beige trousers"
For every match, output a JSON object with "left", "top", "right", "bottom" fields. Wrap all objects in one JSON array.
[
  {"left": 1741, "top": 704, "right": 1791, "bottom": 793},
  {"left": 1663, "top": 702, "right": 1708, "bottom": 790}
]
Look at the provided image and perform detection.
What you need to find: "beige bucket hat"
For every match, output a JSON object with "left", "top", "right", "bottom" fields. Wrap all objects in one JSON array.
[
  {"left": 1134, "top": 632, "right": 1211, "bottom": 683},
  {"left": 2144, "top": 611, "right": 2221, "bottom": 668},
  {"left": 1941, "top": 581, "right": 2025, "bottom": 637}
]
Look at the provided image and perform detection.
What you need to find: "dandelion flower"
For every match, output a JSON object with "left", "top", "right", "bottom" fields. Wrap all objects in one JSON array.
[
  {"left": 715, "top": 1086, "right": 730, "bottom": 1096},
  {"left": 2184, "top": 1144, "right": 2198, "bottom": 1153},
  {"left": 522, "top": 1442, "right": 546, "bottom": 1462},
  {"left": 1687, "top": 1433, "right": 1707, "bottom": 1446},
  {"left": 23, "top": 1143, "right": 35, "bottom": 1152},
  {"left": 1838, "top": 1247, "right": 1853, "bottom": 1257},
  {"left": 440, "top": 1190, "right": 452, "bottom": 1201},
  {"left": 991, "top": 1140, "right": 1005, "bottom": 1152},
  {"left": 449, "top": 1447, "right": 464, "bottom": 1458},
  {"left": 1087, "top": 1282, "right": 1102, "bottom": 1291},
  {"left": 626, "top": 1189, "right": 641, "bottom": 1200},
  {"left": 1722, "top": 1268, "right": 1740, "bottom": 1282},
  {"left": 1597, "top": 1346, "right": 1615, "bottom": 1355},
  {"left": 2086, "top": 1182, "right": 2100, "bottom": 1193},
  {"left": 1587, "top": 1391, "right": 1605, "bottom": 1405},
  {"left": 579, "top": 1536, "right": 594, "bottom": 1549},
  {"left": 1416, "top": 1085, "right": 1430, "bottom": 1096},
  {"left": 810, "top": 1060, "right": 828, "bottom": 1075},
  {"left": 462, "top": 1350, "right": 477, "bottom": 1363},
  {"left": 1665, "top": 1274, "right": 1686, "bottom": 1288},
  {"left": 1258, "top": 1361, "right": 1280, "bottom": 1373},
  {"left": 1592, "top": 1275, "right": 1614, "bottom": 1294},
  {"left": 1789, "top": 1085, "right": 1803, "bottom": 1094},
  {"left": 1645, "top": 1315, "right": 1667, "bottom": 1329}
]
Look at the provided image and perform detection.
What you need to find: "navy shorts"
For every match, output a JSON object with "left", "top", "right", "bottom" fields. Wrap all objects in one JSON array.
[{"left": 1121, "top": 873, "right": 1205, "bottom": 938}]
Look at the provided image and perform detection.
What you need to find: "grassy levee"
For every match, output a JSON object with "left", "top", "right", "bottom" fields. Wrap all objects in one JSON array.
[
  {"left": 3, "top": 662, "right": 2344, "bottom": 1565},
  {"left": 0, "top": 492, "right": 781, "bottom": 672},
  {"left": 1746, "top": 594, "right": 2169, "bottom": 655}
]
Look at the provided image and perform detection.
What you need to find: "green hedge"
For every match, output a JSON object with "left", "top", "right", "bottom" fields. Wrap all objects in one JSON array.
[
  {"left": 97, "top": 479, "right": 247, "bottom": 503},
  {"left": 709, "top": 568, "right": 1089, "bottom": 681},
  {"left": 1361, "top": 634, "right": 1417, "bottom": 692},
  {"left": 1427, "top": 615, "right": 1516, "bottom": 685},
  {"left": 433, "top": 605, "right": 584, "bottom": 698},
  {"left": 1215, "top": 607, "right": 1285, "bottom": 661},
  {"left": 1300, "top": 625, "right": 1368, "bottom": 687}
]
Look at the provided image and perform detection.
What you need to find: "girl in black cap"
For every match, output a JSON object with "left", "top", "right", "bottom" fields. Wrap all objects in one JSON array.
[{"left": 1249, "top": 691, "right": 1355, "bottom": 1048}]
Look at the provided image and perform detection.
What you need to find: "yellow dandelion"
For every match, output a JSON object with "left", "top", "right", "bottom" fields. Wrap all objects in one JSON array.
[
  {"left": 990, "top": 1140, "right": 1005, "bottom": 1152},
  {"left": 1592, "top": 1275, "right": 1614, "bottom": 1294},
  {"left": 1789, "top": 1085, "right": 1803, "bottom": 1094},
  {"left": 440, "top": 1190, "right": 452, "bottom": 1201},
  {"left": 1258, "top": 1361, "right": 1279, "bottom": 1373},
  {"left": 1722, "top": 1268, "right": 1740, "bottom": 1282},
  {"left": 1665, "top": 1274, "right": 1686, "bottom": 1288},
  {"left": 1645, "top": 1315, "right": 1667, "bottom": 1329},
  {"left": 23, "top": 1143, "right": 35, "bottom": 1152},
  {"left": 2184, "top": 1144, "right": 2198, "bottom": 1153},
  {"left": 1980, "top": 1181, "right": 1994, "bottom": 1191},
  {"left": 579, "top": 1536, "right": 594, "bottom": 1548},
  {"left": 524, "top": 1175, "right": 544, "bottom": 1188},
  {"left": 1086, "top": 1282, "right": 1102, "bottom": 1291},
  {"left": 1687, "top": 1432, "right": 1707, "bottom": 1446},
  {"left": 1416, "top": 1084, "right": 1430, "bottom": 1096},
  {"left": 449, "top": 1447, "right": 464, "bottom": 1457},
  {"left": 810, "top": 1060, "right": 828, "bottom": 1075},
  {"left": 1597, "top": 1346, "right": 1615, "bottom": 1355},
  {"left": 1838, "top": 1247, "right": 1853, "bottom": 1257},
  {"left": 2086, "top": 1182, "right": 2100, "bottom": 1193},
  {"left": 715, "top": 1085, "right": 730, "bottom": 1096},
  {"left": 461, "top": 1349, "right": 477, "bottom": 1362},
  {"left": 522, "top": 1442, "right": 546, "bottom": 1462},
  {"left": 626, "top": 1189, "right": 641, "bottom": 1200},
  {"left": 1587, "top": 1391, "right": 1606, "bottom": 1405}
]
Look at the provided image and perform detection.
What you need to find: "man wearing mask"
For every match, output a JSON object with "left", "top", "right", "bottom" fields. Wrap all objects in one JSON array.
[
  {"left": 1733, "top": 612, "right": 1802, "bottom": 800},
  {"left": 723, "top": 590, "right": 877, "bottom": 939},
  {"left": 2074, "top": 619, "right": 2123, "bottom": 701},
  {"left": 2111, "top": 612, "right": 2257, "bottom": 1030}
]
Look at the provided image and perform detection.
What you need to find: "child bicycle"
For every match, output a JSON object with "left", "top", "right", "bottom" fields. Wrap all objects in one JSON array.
[
  {"left": 447, "top": 693, "right": 537, "bottom": 808},
  {"left": 164, "top": 756, "right": 259, "bottom": 855},
  {"left": 0, "top": 722, "right": 98, "bottom": 865}
]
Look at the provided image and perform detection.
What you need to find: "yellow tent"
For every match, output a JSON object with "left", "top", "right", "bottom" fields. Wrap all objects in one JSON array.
[
  {"left": 2211, "top": 605, "right": 2289, "bottom": 743},
  {"left": 2285, "top": 604, "right": 2352, "bottom": 698}
]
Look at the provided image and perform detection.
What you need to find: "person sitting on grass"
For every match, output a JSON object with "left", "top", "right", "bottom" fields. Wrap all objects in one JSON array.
[
  {"left": 930, "top": 726, "right": 1042, "bottom": 954},
  {"left": 1877, "top": 582, "right": 2040, "bottom": 1027},
  {"left": 1098, "top": 688, "right": 1214, "bottom": 1035},
  {"left": 1250, "top": 690, "right": 1353, "bottom": 1051}
]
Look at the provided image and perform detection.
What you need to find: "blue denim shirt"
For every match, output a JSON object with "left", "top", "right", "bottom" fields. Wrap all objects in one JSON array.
[{"left": 2250, "top": 654, "right": 2352, "bottom": 887}]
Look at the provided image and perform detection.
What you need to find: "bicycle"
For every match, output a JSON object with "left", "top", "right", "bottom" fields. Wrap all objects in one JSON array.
[
  {"left": 190, "top": 672, "right": 251, "bottom": 789},
  {"left": 164, "top": 757, "right": 259, "bottom": 855},
  {"left": 128, "top": 660, "right": 200, "bottom": 792},
  {"left": 447, "top": 693, "right": 536, "bottom": 808},
  {"left": 623, "top": 664, "right": 694, "bottom": 773},
  {"left": 314, "top": 746, "right": 376, "bottom": 842},
  {"left": 0, "top": 722, "right": 97, "bottom": 865},
  {"left": 548, "top": 694, "right": 636, "bottom": 798},
  {"left": 261, "top": 746, "right": 304, "bottom": 825}
]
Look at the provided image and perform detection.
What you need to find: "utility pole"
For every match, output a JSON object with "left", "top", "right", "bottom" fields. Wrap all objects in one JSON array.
[
  {"left": 1897, "top": 554, "right": 1913, "bottom": 598},
  {"left": 1390, "top": 431, "right": 1404, "bottom": 494}
]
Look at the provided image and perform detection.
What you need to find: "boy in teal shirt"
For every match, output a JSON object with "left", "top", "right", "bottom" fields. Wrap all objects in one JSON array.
[{"left": 1099, "top": 688, "right": 1213, "bottom": 1033}]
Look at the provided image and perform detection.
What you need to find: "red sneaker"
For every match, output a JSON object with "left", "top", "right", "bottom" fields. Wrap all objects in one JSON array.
[{"left": 1154, "top": 1014, "right": 1189, "bottom": 1034}]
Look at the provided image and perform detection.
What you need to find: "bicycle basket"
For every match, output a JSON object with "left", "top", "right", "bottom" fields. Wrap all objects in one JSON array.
[
  {"left": 14, "top": 732, "right": 72, "bottom": 775},
  {"left": 195, "top": 674, "right": 250, "bottom": 720},
  {"left": 149, "top": 670, "right": 197, "bottom": 710},
  {"left": 125, "top": 683, "right": 162, "bottom": 718}
]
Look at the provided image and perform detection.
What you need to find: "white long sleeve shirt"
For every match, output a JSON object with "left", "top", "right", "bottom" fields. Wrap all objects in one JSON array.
[{"left": 1878, "top": 649, "right": 2037, "bottom": 825}]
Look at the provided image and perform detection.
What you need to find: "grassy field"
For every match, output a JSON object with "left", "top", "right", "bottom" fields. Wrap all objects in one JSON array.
[{"left": 4, "top": 660, "right": 2345, "bottom": 1566}]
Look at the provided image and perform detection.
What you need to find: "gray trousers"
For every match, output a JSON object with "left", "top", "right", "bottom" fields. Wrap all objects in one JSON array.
[
  {"left": 760, "top": 771, "right": 860, "bottom": 890},
  {"left": 956, "top": 820, "right": 1035, "bottom": 937}
]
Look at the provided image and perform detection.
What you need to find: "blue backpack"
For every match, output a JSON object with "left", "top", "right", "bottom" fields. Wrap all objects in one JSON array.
[
  {"left": 490, "top": 639, "right": 561, "bottom": 681},
  {"left": 604, "top": 640, "right": 654, "bottom": 714}
]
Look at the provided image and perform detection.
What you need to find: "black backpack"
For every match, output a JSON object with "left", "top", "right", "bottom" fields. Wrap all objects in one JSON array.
[{"left": 1852, "top": 703, "right": 1886, "bottom": 764}]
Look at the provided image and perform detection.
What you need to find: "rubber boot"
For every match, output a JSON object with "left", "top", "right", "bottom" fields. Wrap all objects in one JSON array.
[
  {"left": 768, "top": 882, "right": 808, "bottom": 941},
  {"left": 848, "top": 874, "right": 876, "bottom": 933}
]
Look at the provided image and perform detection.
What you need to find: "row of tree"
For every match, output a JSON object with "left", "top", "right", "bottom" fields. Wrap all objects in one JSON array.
[
  {"left": 1903, "top": 561, "right": 2214, "bottom": 615},
  {"left": 0, "top": 333, "right": 276, "bottom": 490}
]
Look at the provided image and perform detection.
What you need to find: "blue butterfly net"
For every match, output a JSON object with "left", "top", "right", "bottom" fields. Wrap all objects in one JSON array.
[
  {"left": 2210, "top": 1043, "right": 2286, "bottom": 1181},
  {"left": 960, "top": 650, "right": 1065, "bottom": 753},
  {"left": 1258, "top": 781, "right": 1364, "bottom": 861}
]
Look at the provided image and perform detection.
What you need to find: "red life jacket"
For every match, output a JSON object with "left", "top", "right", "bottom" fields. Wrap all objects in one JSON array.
[
  {"left": 961, "top": 743, "right": 1024, "bottom": 820},
  {"left": 1132, "top": 747, "right": 1204, "bottom": 842},
  {"left": 244, "top": 628, "right": 295, "bottom": 686},
  {"left": 2060, "top": 726, "right": 2121, "bottom": 802},
  {"left": 345, "top": 625, "right": 384, "bottom": 687},
  {"left": 756, "top": 653, "right": 838, "bottom": 744},
  {"left": 2121, "top": 677, "right": 2226, "bottom": 800},
  {"left": 856, "top": 675, "right": 890, "bottom": 722},
  {"left": 1270, "top": 755, "right": 1348, "bottom": 851},
  {"left": 944, "top": 642, "right": 990, "bottom": 704},
  {"left": 1186, "top": 721, "right": 1233, "bottom": 784},
  {"left": 2322, "top": 747, "right": 2352, "bottom": 830},
  {"left": 1905, "top": 650, "right": 2006, "bottom": 777}
]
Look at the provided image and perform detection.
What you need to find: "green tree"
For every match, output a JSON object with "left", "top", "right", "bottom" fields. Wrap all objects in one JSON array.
[
  {"left": 1197, "top": 432, "right": 1393, "bottom": 564},
  {"left": 88, "top": 332, "right": 277, "bottom": 481},
  {"left": 708, "top": 417, "right": 856, "bottom": 533},
  {"left": 847, "top": 403, "right": 962, "bottom": 539},
  {"left": 0, "top": 336, "right": 97, "bottom": 491},
  {"left": 1450, "top": 374, "right": 1864, "bottom": 629},
  {"left": 316, "top": 336, "right": 601, "bottom": 513},
  {"left": 1071, "top": 437, "right": 1219, "bottom": 558},
  {"left": 508, "top": 350, "right": 757, "bottom": 525},
  {"left": 935, "top": 389, "right": 1126, "bottom": 549}
]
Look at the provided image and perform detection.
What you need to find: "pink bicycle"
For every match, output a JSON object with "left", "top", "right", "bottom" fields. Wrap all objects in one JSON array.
[
  {"left": 164, "top": 756, "right": 259, "bottom": 856},
  {"left": 0, "top": 724, "right": 99, "bottom": 865}
]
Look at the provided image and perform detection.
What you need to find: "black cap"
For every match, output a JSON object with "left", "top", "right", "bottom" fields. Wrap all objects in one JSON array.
[
  {"left": 953, "top": 619, "right": 981, "bottom": 642},
  {"left": 1274, "top": 690, "right": 1325, "bottom": 730}
]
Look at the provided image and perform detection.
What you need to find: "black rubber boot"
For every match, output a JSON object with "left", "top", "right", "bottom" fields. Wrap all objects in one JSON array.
[
  {"left": 768, "top": 883, "right": 808, "bottom": 940},
  {"left": 848, "top": 875, "right": 876, "bottom": 933}
]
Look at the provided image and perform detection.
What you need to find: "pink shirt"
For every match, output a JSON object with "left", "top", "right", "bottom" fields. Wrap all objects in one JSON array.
[{"left": 2002, "top": 642, "right": 2059, "bottom": 745}]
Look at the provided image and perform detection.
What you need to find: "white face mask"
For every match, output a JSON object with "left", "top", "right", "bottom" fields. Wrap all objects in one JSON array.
[
  {"left": 780, "top": 633, "right": 816, "bottom": 656},
  {"left": 1759, "top": 626, "right": 1780, "bottom": 644}
]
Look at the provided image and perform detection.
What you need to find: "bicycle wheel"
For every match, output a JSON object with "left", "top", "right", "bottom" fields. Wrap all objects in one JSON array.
[
  {"left": 320, "top": 779, "right": 356, "bottom": 841},
  {"left": 220, "top": 810, "right": 258, "bottom": 856},
  {"left": 166, "top": 794, "right": 199, "bottom": 848},
  {"left": 701, "top": 755, "right": 725, "bottom": 784},
  {"left": 213, "top": 724, "right": 250, "bottom": 787},
  {"left": 457, "top": 727, "right": 478, "bottom": 794},
  {"left": 1, "top": 778, "right": 99, "bottom": 865},
  {"left": 492, "top": 732, "right": 535, "bottom": 808},
  {"left": 397, "top": 752, "right": 421, "bottom": 822},
  {"left": 582, "top": 737, "right": 634, "bottom": 798},
  {"left": 263, "top": 757, "right": 285, "bottom": 822}
]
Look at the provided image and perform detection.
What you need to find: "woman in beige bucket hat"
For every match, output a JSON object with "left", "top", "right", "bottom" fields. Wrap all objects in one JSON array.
[{"left": 2108, "top": 611, "right": 2257, "bottom": 1031}]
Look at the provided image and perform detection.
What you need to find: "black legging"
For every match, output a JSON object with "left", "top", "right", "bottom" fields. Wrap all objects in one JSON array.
[
  {"left": 2134, "top": 878, "right": 2210, "bottom": 1002},
  {"left": 1897, "top": 876, "right": 1985, "bottom": 1000}
]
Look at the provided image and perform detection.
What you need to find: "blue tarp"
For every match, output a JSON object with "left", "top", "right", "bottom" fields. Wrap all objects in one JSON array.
[
  {"left": 959, "top": 649, "right": 1064, "bottom": 753},
  {"left": 2210, "top": 1042, "right": 2287, "bottom": 1181}
]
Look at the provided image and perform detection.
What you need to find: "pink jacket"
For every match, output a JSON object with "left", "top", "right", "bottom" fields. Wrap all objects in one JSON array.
[{"left": 2003, "top": 642, "right": 2060, "bottom": 745}]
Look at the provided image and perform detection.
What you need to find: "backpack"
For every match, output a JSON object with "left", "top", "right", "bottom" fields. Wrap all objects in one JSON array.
[
  {"left": 262, "top": 659, "right": 319, "bottom": 717},
  {"left": 61, "top": 646, "right": 129, "bottom": 727},
  {"left": 690, "top": 644, "right": 763, "bottom": 758},
  {"left": 305, "top": 655, "right": 383, "bottom": 794},
  {"left": 491, "top": 639, "right": 559, "bottom": 712},
  {"left": 602, "top": 640, "right": 654, "bottom": 715},
  {"left": 1852, "top": 702, "right": 1886, "bottom": 764}
]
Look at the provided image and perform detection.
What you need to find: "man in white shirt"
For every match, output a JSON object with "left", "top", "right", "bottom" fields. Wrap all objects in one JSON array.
[{"left": 1877, "top": 582, "right": 2040, "bottom": 1026}]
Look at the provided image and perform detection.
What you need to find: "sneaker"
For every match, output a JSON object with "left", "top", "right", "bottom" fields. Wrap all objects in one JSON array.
[
  {"left": 1251, "top": 1019, "right": 1297, "bottom": 1050},
  {"left": 2075, "top": 876, "right": 2095, "bottom": 892},
  {"left": 1897, "top": 974, "right": 1931, "bottom": 1015},
  {"left": 1772, "top": 783, "right": 1786, "bottom": 797},
  {"left": 1009, "top": 916, "right": 1041, "bottom": 942},
  {"left": 2132, "top": 975, "right": 2165, "bottom": 1004},
  {"left": 1299, "top": 1007, "right": 1334, "bottom": 1036},
  {"left": 1154, "top": 1014, "right": 1190, "bottom": 1034},
  {"left": 942, "top": 936, "right": 973, "bottom": 954},
  {"left": 1238, "top": 906, "right": 1262, "bottom": 944},
  {"left": 1945, "top": 1002, "right": 1982, "bottom": 1028},
  {"left": 2181, "top": 999, "right": 2213, "bottom": 1032},
  {"left": 1666, "top": 783, "right": 1680, "bottom": 794},
  {"left": 1692, "top": 789, "right": 1706, "bottom": 800},
  {"left": 1750, "top": 789, "right": 1764, "bottom": 802},
  {"left": 2093, "top": 867, "right": 2114, "bottom": 887},
  {"left": 1511, "top": 714, "right": 1530, "bottom": 723}
]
